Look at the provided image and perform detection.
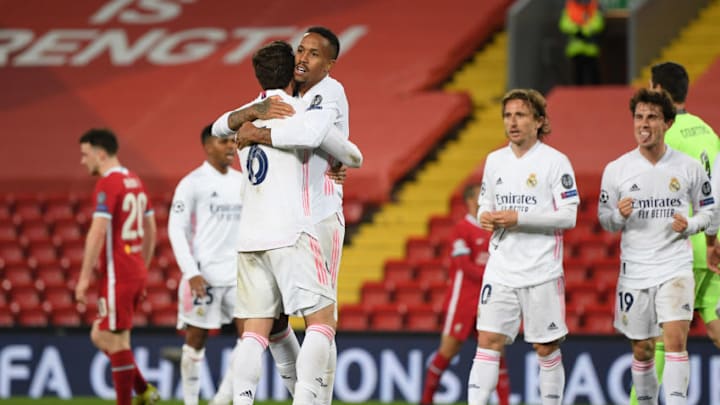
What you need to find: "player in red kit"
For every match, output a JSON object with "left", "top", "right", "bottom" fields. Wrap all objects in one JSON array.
[
  {"left": 75, "top": 128, "right": 160, "bottom": 405},
  {"left": 420, "top": 183, "right": 510, "bottom": 405}
]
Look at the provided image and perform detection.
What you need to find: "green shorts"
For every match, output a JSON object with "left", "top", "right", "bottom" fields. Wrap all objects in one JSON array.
[{"left": 694, "top": 267, "right": 720, "bottom": 323}]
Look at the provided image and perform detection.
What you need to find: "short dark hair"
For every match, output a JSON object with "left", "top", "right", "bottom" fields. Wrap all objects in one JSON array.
[
  {"left": 463, "top": 183, "right": 480, "bottom": 200},
  {"left": 501, "top": 89, "right": 552, "bottom": 139},
  {"left": 252, "top": 41, "right": 295, "bottom": 90},
  {"left": 79, "top": 128, "right": 118, "bottom": 156},
  {"left": 200, "top": 124, "right": 213, "bottom": 145},
  {"left": 307, "top": 26, "right": 340, "bottom": 59},
  {"left": 651, "top": 62, "right": 689, "bottom": 103},
  {"left": 629, "top": 88, "right": 676, "bottom": 123}
]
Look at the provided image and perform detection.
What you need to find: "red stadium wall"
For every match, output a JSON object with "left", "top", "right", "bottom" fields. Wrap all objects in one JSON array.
[{"left": 0, "top": 0, "right": 511, "bottom": 203}]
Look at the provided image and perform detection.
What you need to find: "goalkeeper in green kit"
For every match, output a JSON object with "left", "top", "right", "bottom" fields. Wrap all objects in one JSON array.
[{"left": 629, "top": 61, "right": 720, "bottom": 404}]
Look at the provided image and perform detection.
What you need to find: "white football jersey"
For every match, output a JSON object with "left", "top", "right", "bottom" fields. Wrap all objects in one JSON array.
[
  {"left": 708, "top": 154, "right": 720, "bottom": 236},
  {"left": 168, "top": 161, "right": 243, "bottom": 286},
  {"left": 479, "top": 141, "right": 580, "bottom": 288},
  {"left": 235, "top": 89, "right": 318, "bottom": 251},
  {"left": 599, "top": 147, "right": 715, "bottom": 289},
  {"left": 302, "top": 75, "right": 349, "bottom": 225}
]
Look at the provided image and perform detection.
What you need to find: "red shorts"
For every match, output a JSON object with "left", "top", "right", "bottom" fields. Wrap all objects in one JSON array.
[
  {"left": 97, "top": 277, "right": 145, "bottom": 331},
  {"left": 440, "top": 272, "right": 481, "bottom": 341}
]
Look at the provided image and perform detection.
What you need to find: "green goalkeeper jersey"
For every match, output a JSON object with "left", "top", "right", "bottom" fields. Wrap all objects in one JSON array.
[{"left": 665, "top": 111, "right": 720, "bottom": 268}]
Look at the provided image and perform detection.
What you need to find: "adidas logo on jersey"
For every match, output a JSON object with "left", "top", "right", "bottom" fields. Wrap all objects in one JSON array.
[
  {"left": 547, "top": 322, "right": 558, "bottom": 331},
  {"left": 682, "top": 303, "right": 692, "bottom": 312},
  {"left": 211, "top": 191, "right": 219, "bottom": 198},
  {"left": 496, "top": 178, "right": 503, "bottom": 185},
  {"left": 630, "top": 184, "right": 640, "bottom": 192},
  {"left": 238, "top": 390, "right": 253, "bottom": 399}
]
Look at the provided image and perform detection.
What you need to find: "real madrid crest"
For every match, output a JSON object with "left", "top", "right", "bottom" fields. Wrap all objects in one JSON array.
[
  {"left": 196, "top": 307, "right": 205, "bottom": 316},
  {"left": 669, "top": 177, "right": 681, "bottom": 192},
  {"left": 526, "top": 173, "right": 538, "bottom": 188}
]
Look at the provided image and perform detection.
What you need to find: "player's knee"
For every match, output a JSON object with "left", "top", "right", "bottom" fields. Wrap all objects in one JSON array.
[
  {"left": 631, "top": 339, "right": 655, "bottom": 360},
  {"left": 533, "top": 340, "right": 560, "bottom": 357}
]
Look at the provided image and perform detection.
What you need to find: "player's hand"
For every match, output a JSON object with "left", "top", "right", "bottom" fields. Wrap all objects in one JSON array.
[
  {"left": 327, "top": 164, "right": 347, "bottom": 184},
  {"left": 491, "top": 210, "right": 518, "bottom": 228},
  {"left": 188, "top": 275, "right": 208, "bottom": 299},
  {"left": 235, "top": 122, "right": 257, "bottom": 150},
  {"left": 253, "top": 96, "right": 294, "bottom": 120},
  {"left": 617, "top": 197, "right": 633, "bottom": 218},
  {"left": 75, "top": 277, "right": 90, "bottom": 305},
  {"left": 479, "top": 211, "right": 495, "bottom": 232},
  {"left": 671, "top": 212, "right": 688, "bottom": 233},
  {"left": 709, "top": 242, "right": 720, "bottom": 274}
]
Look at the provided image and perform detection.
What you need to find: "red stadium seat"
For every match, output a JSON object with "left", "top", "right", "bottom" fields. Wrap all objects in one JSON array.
[
  {"left": 43, "top": 287, "right": 75, "bottom": 312},
  {"left": 44, "top": 203, "right": 75, "bottom": 224},
  {"left": 0, "top": 244, "right": 25, "bottom": 267},
  {"left": 133, "top": 312, "right": 149, "bottom": 327},
  {"left": 60, "top": 241, "right": 85, "bottom": 268},
  {"left": 405, "top": 304, "right": 439, "bottom": 332},
  {"left": 0, "top": 205, "right": 10, "bottom": 222},
  {"left": 52, "top": 221, "right": 83, "bottom": 244},
  {"left": 75, "top": 201, "right": 95, "bottom": 225},
  {"left": 563, "top": 259, "right": 588, "bottom": 287},
  {"left": 426, "top": 281, "right": 448, "bottom": 308},
  {"left": 0, "top": 223, "right": 17, "bottom": 244},
  {"left": 150, "top": 308, "right": 177, "bottom": 327},
  {"left": 393, "top": 280, "right": 427, "bottom": 306},
  {"left": 9, "top": 287, "right": 41, "bottom": 312},
  {"left": 35, "top": 267, "right": 67, "bottom": 290},
  {"left": 0, "top": 308, "right": 14, "bottom": 326},
  {"left": 51, "top": 308, "right": 82, "bottom": 327},
  {"left": 145, "top": 289, "right": 174, "bottom": 311},
  {"left": 153, "top": 204, "right": 169, "bottom": 226},
  {"left": 343, "top": 197, "right": 364, "bottom": 225},
  {"left": 17, "top": 308, "right": 48, "bottom": 327},
  {"left": 14, "top": 202, "right": 43, "bottom": 223},
  {"left": 338, "top": 304, "right": 369, "bottom": 331},
  {"left": 406, "top": 237, "right": 436, "bottom": 263},
  {"left": 20, "top": 222, "right": 51, "bottom": 245},
  {"left": 566, "top": 308, "right": 582, "bottom": 334},
  {"left": 567, "top": 286, "right": 600, "bottom": 313},
  {"left": 146, "top": 269, "right": 166, "bottom": 290},
  {"left": 583, "top": 311, "right": 615, "bottom": 335},
  {"left": 2, "top": 266, "right": 34, "bottom": 290},
  {"left": 564, "top": 222, "right": 597, "bottom": 245},
  {"left": 370, "top": 303, "right": 405, "bottom": 331},
  {"left": 589, "top": 267, "right": 618, "bottom": 294},
  {"left": 27, "top": 243, "right": 58, "bottom": 268},
  {"left": 575, "top": 241, "right": 610, "bottom": 262},
  {"left": 415, "top": 259, "right": 447, "bottom": 285},
  {"left": 428, "top": 215, "right": 455, "bottom": 246},
  {"left": 361, "top": 281, "right": 392, "bottom": 306},
  {"left": 449, "top": 195, "right": 466, "bottom": 222},
  {"left": 383, "top": 259, "right": 415, "bottom": 284}
]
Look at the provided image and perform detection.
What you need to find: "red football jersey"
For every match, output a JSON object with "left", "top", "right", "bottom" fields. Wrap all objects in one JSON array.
[
  {"left": 92, "top": 167, "right": 153, "bottom": 282},
  {"left": 448, "top": 214, "right": 491, "bottom": 283}
]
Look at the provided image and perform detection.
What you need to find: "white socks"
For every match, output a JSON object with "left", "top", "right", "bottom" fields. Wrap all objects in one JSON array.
[
  {"left": 538, "top": 349, "right": 564, "bottom": 405},
  {"left": 663, "top": 351, "right": 689, "bottom": 404},
  {"left": 232, "top": 333, "right": 268, "bottom": 405},
  {"left": 181, "top": 344, "right": 205, "bottom": 405},
  {"left": 269, "top": 326, "right": 301, "bottom": 396},
  {"left": 211, "top": 341, "right": 239, "bottom": 405},
  {"left": 468, "top": 348, "right": 500, "bottom": 405},
  {"left": 316, "top": 340, "right": 337, "bottom": 405},
  {"left": 632, "top": 357, "right": 659, "bottom": 405},
  {"left": 293, "top": 324, "right": 335, "bottom": 405}
]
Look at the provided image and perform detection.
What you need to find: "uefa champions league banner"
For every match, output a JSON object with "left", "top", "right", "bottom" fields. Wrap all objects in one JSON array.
[{"left": 1, "top": 332, "right": 719, "bottom": 404}]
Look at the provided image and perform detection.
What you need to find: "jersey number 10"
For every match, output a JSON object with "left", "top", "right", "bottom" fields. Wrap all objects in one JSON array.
[{"left": 122, "top": 192, "right": 148, "bottom": 241}]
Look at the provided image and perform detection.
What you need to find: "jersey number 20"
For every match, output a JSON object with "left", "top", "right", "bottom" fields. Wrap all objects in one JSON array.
[{"left": 122, "top": 192, "right": 148, "bottom": 241}]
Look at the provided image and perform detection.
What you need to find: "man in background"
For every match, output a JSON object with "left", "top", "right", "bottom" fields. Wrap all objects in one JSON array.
[
  {"left": 168, "top": 125, "right": 244, "bottom": 405},
  {"left": 75, "top": 128, "right": 159, "bottom": 405}
]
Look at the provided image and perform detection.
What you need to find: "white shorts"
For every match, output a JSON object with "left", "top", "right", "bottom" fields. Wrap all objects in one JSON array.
[
  {"left": 234, "top": 233, "right": 335, "bottom": 319},
  {"left": 476, "top": 277, "right": 567, "bottom": 344},
  {"left": 177, "top": 279, "right": 236, "bottom": 330},
  {"left": 315, "top": 212, "right": 345, "bottom": 294},
  {"left": 614, "top": 275, "right": 695, "bottom": 340}
]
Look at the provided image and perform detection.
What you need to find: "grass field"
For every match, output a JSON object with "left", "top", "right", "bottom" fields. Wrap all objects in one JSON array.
[{"left": 0, "top": 400, "right": 410, "bottom": 405}]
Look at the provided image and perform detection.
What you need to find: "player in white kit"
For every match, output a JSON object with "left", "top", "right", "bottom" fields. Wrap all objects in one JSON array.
[
  {"left": 211, "top": 41, "right": 361, "bottom": 405},
  {"left": 213, "top": 27, "right": 352, "bottom": 404},
  {"left": 468, "top": 89, "right": 579, "bottom": 405},
  {"left": 167, "top": 125, "right": 244, "bottom": 405},
  {"left": 598, "top": 88, "right": 715, "bottom": 405}
]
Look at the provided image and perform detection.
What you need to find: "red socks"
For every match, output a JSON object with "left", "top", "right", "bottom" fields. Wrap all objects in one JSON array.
[{"left": 421, "top": 353, "right": 450, "bottom": 405}]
